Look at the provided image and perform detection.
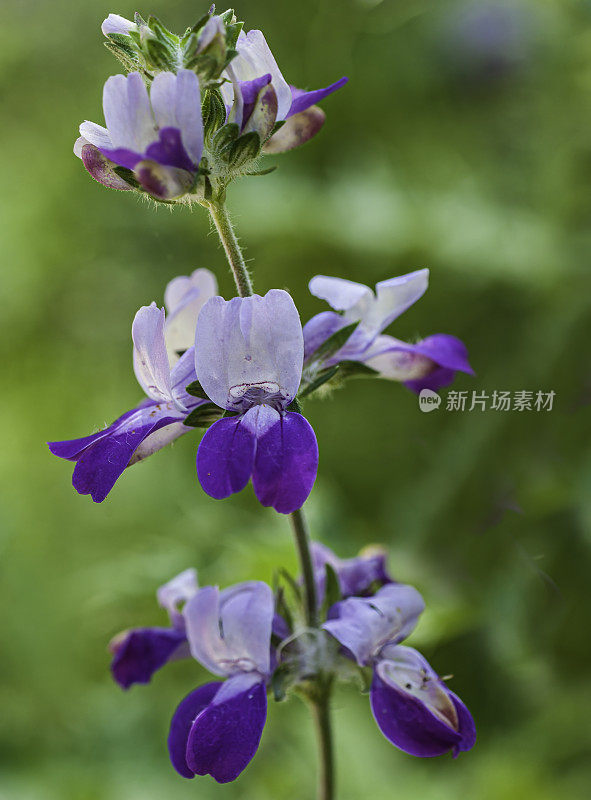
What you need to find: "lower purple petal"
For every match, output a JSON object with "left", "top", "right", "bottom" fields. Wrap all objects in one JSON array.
[
  {"left": 238, "top": 74, "right": 272, "bottom": 130},
  {"left": 98, "top": 146, "right": 143, "bottom": 170},
  {"left": 370, "top": 670, "right": 472, "bottom": 758},
  {"left": 168, "top": 682, "right": 221, "bottom": 779},
  {"left": 110, "top": 627, "right": 187, "bottom": 689},
  {"left": 252, "top": 412, "right": 319, "bottom": 514},
  {"left": 185, "top": 675, "right": 267, "bottom": 784},
  {"left": 49, "top": 402, "right": 185, "bottom": 503},
  {"left": 287, "top": 77, "right": 348, "bottom": 118},
  {"left": 80, "top": 143, "right": 133, "bottom": 190},
  {"left": 404, "top": 366, "right": 457, "bottom": 394},
  {"left": 144, "top": 126, "right": 197, "bottom": 172},
  {"left": 196, "top": 416, "right": 256, "bottom": 500}
]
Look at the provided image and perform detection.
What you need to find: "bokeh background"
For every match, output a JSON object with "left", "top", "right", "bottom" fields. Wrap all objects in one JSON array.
[{"left": 2, "top": 0, "right": 591, "bottom": 798}]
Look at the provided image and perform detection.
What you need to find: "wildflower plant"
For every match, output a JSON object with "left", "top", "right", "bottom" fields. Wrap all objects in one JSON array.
[{"left": 50, "top": 7, "right": 476, "bottom": 798}]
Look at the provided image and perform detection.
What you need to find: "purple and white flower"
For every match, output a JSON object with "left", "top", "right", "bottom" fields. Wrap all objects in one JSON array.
[
  {"left": 311, "top": 541, "right": 393, "bottom": 603},
  {"left": 48, "top": 269, "right": 217, "bottom": 502},
  {"left": 323, "top": 585, "right": 476, "bottom": 757},
  {"left": 169, "top": 581, "right": 274, "bottom": 783},
  {"left": 303, "top": 271, "right": 474, "bottom": 393},
  {"left": 221, "top": 29, "right": 347, "bottom": 151},
  {"left": 193, "top": 290, "right": 318, "bottom": 514},
  {"left": 75, "top": 70, "right": 204, "bottom": 199},
  {"left": 110, "top": 568, "right": 198, "bottom": 689}
]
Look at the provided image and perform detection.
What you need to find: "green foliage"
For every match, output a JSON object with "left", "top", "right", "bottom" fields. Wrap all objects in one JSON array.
[{"left": 3, "top": 0, "right": 591, "bottom": 798}]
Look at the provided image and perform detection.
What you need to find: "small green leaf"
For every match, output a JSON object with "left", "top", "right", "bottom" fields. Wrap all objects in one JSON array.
[
  {"left": 320, "top": 563, "right": 342, "bottom": 621},
  {"left": 286, "top": 397, "right": 303, "bottom": 414},
  {"left": 309, "top": 320, "right": 359, "bottom": 365},
  {"left": 112, "top": 166, "right": 140, "bottom": 189},
  {"left": 299, "top": 366, "right": 340, "bottom": 398},
  {"left": 338, "top": 360, "right": 379, "bottom": 378},
  {"left": 104, "top": 42, "right": 140, "bottom": 72},
  {"left": 185, "top": 381, "right": 210, "bottom": 399},
  {"left": 183, "top": 404, "right": 221, "bottom": 428}
]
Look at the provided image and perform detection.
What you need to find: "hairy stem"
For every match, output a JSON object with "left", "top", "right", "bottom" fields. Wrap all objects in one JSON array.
[
  {"left": 208, "top": 200, "right": 254, "bottom": 297},
  {"left": 209, "top": 200, "right": 335, "bottom": 800},
  {"left": 311, "top": 688, "right": 335, "bottom": 800},
  {"left": 288, "top": 506, "right": 319, "bottom": 628}
]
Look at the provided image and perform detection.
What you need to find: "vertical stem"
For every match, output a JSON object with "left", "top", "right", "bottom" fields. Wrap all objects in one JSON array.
[
  {"left": 311, "top": 689, "right": 335, "bottom": 800},
  {"left": 208, "top": 200, "right": 254, "bottom": 297},
  {"left": 208, "top": 200, "right": 335, "bottom": 800},
  {"left": 289, "top": 507, "right": 319, "bottom": 628}
]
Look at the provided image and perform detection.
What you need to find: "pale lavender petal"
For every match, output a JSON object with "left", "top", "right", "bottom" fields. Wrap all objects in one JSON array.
[
  {"left": 185, "top": 672, "right": 267, "bottom": 783},
  {"left": 168, "top": 682, "right": 221, "bottom": 778},
  {"left": 174, "top": 70, "right": 204, "bottom": 166},
  {"left": 183, "top": 582, "right": 273, "bottom": 677},
  {"left": 196, "top": 414, "right": 256, "bottom": 501},
  {"left": 194, "top": 291, "right": 303, "bottom": 411},
  {"left": 197, "top": 15, "right": 226, "bottom": 52},
  {"left": 217, "top": 581, "right": 274, "bottom": 676},
  {"left": 252, "top": 410, "right": 319, "bottom": 515},
  {"left": 78, "top": 122, "right": 113, "bottom": 150},
  {"left": 77, "top": 142, "right": 133, "bottom": 191},
  {"left": 164, "top": 269, "right": 218, "bottom": 359},
  {"left": 286, "top": 77, "right": 348, "bottom": 118},
  {"left": 367, "top": 269, "right": 430, "bottom": 334},
  {"left": 128, "top": 418, "right": 192, "bottom": 464},
  {"left": 132, "top": 303, "right": 176, "bottom": 405},
  {"left": 233, "top": 30, "right": 292, "bottom": 120},
  {"left": 309, "top": 275, "right": 372, "bottom": 312},
  {"left": 323, "top": 584, "right": 425, "bottom": 666},
  {"left": 110, "top": 627, "right": 187, "bottom": 689},
  {"left": 370, "top": 646, "right": 476, "bottom": 757},
  {"left": 102, "top": 14, "right": 136, "bottom": 36},
  {"left": 263, "top": 105, "right": 326, "bottom": 154},
  {"left": 157, "top": 568, "right": 199, "bottom": 626},
  {"left": 103, "top": 73, "right": 156, "bottom": 152}
]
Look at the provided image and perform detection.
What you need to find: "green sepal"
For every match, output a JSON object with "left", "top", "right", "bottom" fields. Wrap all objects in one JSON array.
[
  {"left": 225, "top": 21, "right": 244, "bottom": 50},
  {"left": 270, "top": 120, "right": 286, "bottom": 135},
  {"left": 244, "top": 166, "right": 278, "bottom": 177},
  {"left": 299, "top": 365, "right": 340, "bottom": 398},
  {"left": 228, "top": 131, "right": 262, "bottom": 169},
  {"left": 134, "top": 12, "right": 148, "bottom": 27},
  {"left": 185, "top": 380, "right": 210, "bottom": 399},
  {"left": 271, "top": 663, "right": 292, "bottom": 702},
  {"left": 183, "top": 404, "right": 222, "bottom": 429},
  {"left": 309, "top": 320, "right": 359, "bottom": 365},
  {"left": 320, "top": 563, "right": 342, "bottom": 622},
  {"left": 338, "top": 360, "right": 379, "bottom": 378},
  {"left": 220, "top": 9, "right": 236, "bottom": 25},
  {"left": 202, "top": 89, "right": 227, "bottom": 138},
  {"left": 112, "top": 166, "right": 140, "bottom": 189},
  {"left": 212, "top": 122, "right": 240, "bottom": 153},
  {"left": 222, "top": 409, "right": 239, "bottom": 418},
  {"left": 104, "top": 42, "right": 140, "bottom": 72},
  {"left": 145, "top": 39, "right": 176, "bottom": 71},
  {"left": 286, "top": 397, "right": 303, "bottom": 414},
  {"left": 186, "top": 11, "right": 212, "bottom": 39},
  {"left": 147, "top": 15, "right": 178, "bottom": 46}
]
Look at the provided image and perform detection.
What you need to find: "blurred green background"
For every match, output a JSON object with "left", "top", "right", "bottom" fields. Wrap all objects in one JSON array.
[{"left": 2, "top": 0, "right": 591, "bottom": 798}]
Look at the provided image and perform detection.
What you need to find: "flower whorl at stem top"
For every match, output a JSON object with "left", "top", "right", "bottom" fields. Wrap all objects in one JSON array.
[
  {"left": 48, "top": 269, "right": 217, "bottom": 502},
  {"left": 75, "top": 70, "right": 204, "bottom": 200},
  {"left": 303, "top": 270, "right": 474, "bottom": 394},
  {"left": 323, "top": 583, "right": 476, "bottom": 757},
  {"left": 168, "top": 581, "right": 275, "bottom": 783},
  {"left": 193, "top": 290, "right": 318, "bottom": 514}
]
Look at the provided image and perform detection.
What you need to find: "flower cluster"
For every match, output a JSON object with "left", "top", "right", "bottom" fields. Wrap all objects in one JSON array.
[
  {"left": 109, "top": 545, "right": 475, "bottom": 783},
  {"left": 49, "top": 267, "right": 472, "bottom": 510},
  {"left": 76, "top": 10, "right": 347, "bottom": 200}
]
